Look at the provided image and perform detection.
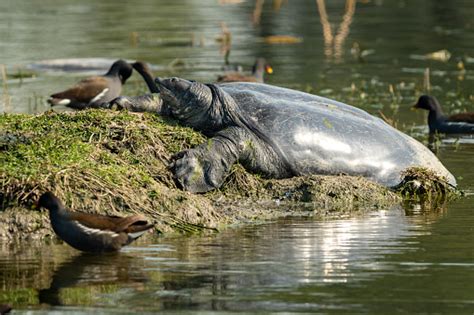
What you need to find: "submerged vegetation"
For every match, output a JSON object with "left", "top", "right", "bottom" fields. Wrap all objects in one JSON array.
[
  {"left": 0, "top": 110, "right": 458, "bottom": 240},
  {"left": 396, "top": 167, "right": 461, "bottom": 206}
]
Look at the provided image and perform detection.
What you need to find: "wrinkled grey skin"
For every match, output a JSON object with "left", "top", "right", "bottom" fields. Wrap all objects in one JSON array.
[{"left": 111, "top": 78, "right": 456, "bottom": 193}]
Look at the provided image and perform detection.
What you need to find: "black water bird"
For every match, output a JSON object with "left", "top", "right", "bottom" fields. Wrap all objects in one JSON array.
[
  {"left": 47, "top": 59, "right": 133, "bottom": 109},
  {"left": 132, "top": 61, "right": 160, "bottom": 93},
  {"left": 0, "top": 305, "right": 11, "bottom": 315},
  {"left": 36, "top": 192, "right": 154, "bottom": 252},
  {"left": 413, "top": 95, "right": 474, "bottom": 134}
]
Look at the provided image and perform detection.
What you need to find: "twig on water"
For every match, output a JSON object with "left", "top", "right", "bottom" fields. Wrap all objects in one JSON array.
[
  {"left": 423, "top": 67, "right": 431, "bottom": 93},
  {"left": 1, "top": 64, "right": 10, "bottom": 112}
]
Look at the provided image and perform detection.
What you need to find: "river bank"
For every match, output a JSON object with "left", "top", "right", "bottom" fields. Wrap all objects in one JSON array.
[{"left": 0, "top": 109, "right": 454, "bottom": 240}]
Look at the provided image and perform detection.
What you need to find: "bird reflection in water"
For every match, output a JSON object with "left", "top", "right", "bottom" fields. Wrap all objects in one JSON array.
[{"left": 38, "top": 252, "right": 148, "bottom": 306}]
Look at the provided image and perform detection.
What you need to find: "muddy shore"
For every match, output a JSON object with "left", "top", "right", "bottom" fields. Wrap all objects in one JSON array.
[{"left": 0, "top": 110, "right": 453, "bottom": 241}]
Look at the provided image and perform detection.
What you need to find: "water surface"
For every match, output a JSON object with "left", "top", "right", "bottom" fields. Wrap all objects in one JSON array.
[
  {"left": 1, "top": 200, "right": 473, "bottom": 314},
  {"left": 1, "top": 0, "right": 473, "bottom": 313}
]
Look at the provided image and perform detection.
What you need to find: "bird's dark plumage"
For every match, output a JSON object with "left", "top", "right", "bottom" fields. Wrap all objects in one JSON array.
[
  {"left": 36, "top": 192, "right": 154, "bottom": 252},
  {"left": 0, "top": 304, "right": 12, "bottom": 315},
  {"left": 413, "top": 95, "right": 474, "bottom": 134},
  {"left": 217, "top": 58, "right": 273, "bottom": 83},
  {"left": 47, "top": 59, "right": 133, "bottom": 110},
  {"left": 132, "top": 61, "right": 160, "bottom": 93}
]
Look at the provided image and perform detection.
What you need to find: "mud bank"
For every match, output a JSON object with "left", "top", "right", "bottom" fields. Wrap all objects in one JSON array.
[{"left": 0, "top": 110, "right": 454, "bottom": 240}]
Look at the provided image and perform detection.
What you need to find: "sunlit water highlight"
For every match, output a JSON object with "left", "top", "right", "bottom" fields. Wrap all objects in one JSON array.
[{"left": 2, "top": 202, "right": 473, "bottom": 314}]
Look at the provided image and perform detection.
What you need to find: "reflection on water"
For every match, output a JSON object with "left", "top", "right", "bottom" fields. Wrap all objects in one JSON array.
[
  {"left": 1, "top": 198, "right": 472, "bottom": 314},
  {"left": 316, "top": 0, "right": 357, "bottom": 61},
  {"left": 37, "top": 252, "right": 148, "bottom": 306}
]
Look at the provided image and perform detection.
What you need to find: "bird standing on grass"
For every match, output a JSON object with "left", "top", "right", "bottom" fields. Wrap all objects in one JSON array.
[{"left": 47, "top": 59, "right": 133, "bottom": 110}]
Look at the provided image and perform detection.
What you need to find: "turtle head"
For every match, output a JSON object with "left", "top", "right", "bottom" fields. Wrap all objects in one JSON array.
[{"left": 155, "top": 77, "right": 220, "bottom": 129}]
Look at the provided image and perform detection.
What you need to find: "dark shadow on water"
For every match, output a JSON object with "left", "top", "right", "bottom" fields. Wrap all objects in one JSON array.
[{"left": 38, "top": 251, "right": 148, "bottom": 306}]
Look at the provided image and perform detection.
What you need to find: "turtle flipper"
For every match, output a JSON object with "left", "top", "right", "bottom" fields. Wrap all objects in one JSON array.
[
  {"left": 170, "top": 128, "right": 240, "bottom": 193},
  {"left": 170, "top": 126, "right": 288, "bottom": 192},
  {"left": 171, "top": 150, "right": 223, "bottom": 193}
]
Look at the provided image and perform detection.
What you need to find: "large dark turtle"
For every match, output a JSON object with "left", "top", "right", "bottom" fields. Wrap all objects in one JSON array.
[{"left": 111, "top": 77, "right": 456, "bottom": 193}]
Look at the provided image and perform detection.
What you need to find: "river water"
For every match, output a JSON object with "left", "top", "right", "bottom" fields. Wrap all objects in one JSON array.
[{"left": 1, "top": 0, "right": 473, "bottom": 314}]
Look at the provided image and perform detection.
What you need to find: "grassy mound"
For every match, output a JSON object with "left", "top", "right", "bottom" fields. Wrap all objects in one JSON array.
[
  {"left": 0, "top": 110, "right": 455, "bottom": 240},
  {"left": 1, "top": 110, "right": 218, "bottom": 239}
]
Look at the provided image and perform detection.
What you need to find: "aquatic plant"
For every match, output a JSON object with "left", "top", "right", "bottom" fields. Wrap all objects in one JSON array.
[{"left": 395, "top": 167, "right": 460, "bottom": 202}]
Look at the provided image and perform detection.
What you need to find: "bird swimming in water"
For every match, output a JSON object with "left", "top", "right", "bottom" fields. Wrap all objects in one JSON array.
[
  {"left": 413, "top": 95, "right": 474, "bottom": 134},
  {"left": 217, "top": 57, "right": 273, "bottom": 83}
]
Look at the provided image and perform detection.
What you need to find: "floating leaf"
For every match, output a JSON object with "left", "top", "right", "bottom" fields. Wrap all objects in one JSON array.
[
  {"left": 263, "top": 35, "right": 303, "bottom": 44},
  {"left": 218, "top": 0, "right": 245, "bottom": 4},
  {"left": 424, "top": 49, "right": 451, "bottom": 62},
  {"left": 464, "top": 55, "right": 474, "bottom": 64}
]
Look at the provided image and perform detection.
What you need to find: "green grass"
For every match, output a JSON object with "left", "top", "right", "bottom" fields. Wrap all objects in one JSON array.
[{"left": 1, "top": 110, "right": 212, "bottom": 236}]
